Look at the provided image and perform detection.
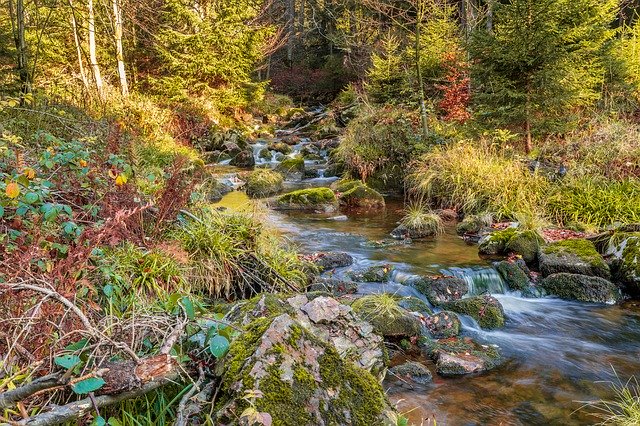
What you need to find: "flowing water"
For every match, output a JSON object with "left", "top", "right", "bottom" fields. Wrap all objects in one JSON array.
[{"left": 213, "top": 136, "right": 640, "bottom": 426}]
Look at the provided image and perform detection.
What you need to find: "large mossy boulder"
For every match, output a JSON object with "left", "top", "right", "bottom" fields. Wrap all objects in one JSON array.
[
  {"left": 540, "top": 273, "right": 620, "bottom": 304},
  {"left": 348, "top": 264, "right": 394, "bottom": 283},
  {"left": 479, "top": 229, "right": 543, "bottom": 263},
  {"left": 408, "top": 275, "right": 468, "bottom": 306},
  {"left": 228, "top": 148, "right": 255, "bottom": 168},
  {"left": 442, "top": 295, "right": 505, "bottom": 329},
  {"left": 456, "top": 213, "right": 493, "bottom": 236},
  {"left": 398, "top": 296, "right": 432, "bottom": 316},
  {"left": 424, "top": 337, "right": 501, "bottom": 377},
  {"left": 275, "top": 187, "right": 338, "bottom": 212},
  {"left": 276, "top": 156, "right": 305, "bottom": 178},
  {"left": 245, "top": 169, "right": 284, "bottom": 198},
  {"left": 217, "top": 313, "right": 394, "bottom": 425},
  {"left": 268, "top": 141, "right": 292, "bottom": 155},
  {"left": 332, "top": 179, "right": 385, "bottom": 209},
  {"left": 606, "top": 233, "right": 640, "bottom": 296},
  {"left": 495, "top": 260, "right": 530, "bottom": 291},
  {"left": 351, "top": 294, "right": 422, "bottom": 338},
  {"left": 539, "top": 239, "right": 610, "bottom": 279}
]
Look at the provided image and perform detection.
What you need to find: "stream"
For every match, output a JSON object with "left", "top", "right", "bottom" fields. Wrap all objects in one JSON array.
[{"left": 212, "top": 133, "right": 640, "bottom": 425}]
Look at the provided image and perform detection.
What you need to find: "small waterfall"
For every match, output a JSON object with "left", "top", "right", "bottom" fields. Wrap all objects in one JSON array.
[{"left": 440, "top": 266, "right": 507, "bottom": 295}]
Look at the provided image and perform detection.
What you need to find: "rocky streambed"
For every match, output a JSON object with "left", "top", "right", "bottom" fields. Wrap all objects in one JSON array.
[{"left": 207, "top": 111, "right": 640, "bottom": 425}]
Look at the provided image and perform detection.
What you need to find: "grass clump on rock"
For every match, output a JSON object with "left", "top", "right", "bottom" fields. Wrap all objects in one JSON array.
[
  {"left": 245, "top": 168, "right": 284, "bottom": 198},
  {"left": 351, "top": 294, "right": 422, "bottom": 338},
  {"left": 393, "top": 203, "right": 444, "bottom": 239}
]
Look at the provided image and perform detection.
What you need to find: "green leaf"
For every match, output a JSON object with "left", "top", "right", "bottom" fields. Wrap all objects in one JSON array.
[
  {"left": 397, "top": 417, "right": 409, "bottom": 426},
  {"left": 23, "top": 192, "right": 39, "bottom": 204},
  {"left": 209, "top": 335, "right": 229, "bottom": 359},
  {"left": 180, "top": 296, "right": 195, "bottom": 320},
  {"left": 108, "top": 418, "right": 123, "bottom": 426},
  {"left": 54, "top": 354, "right": 81, "bottom": 370},
  {"left": 71, "top": 377, "right": 105, "bottom": 394},
  {"left": 103, "top": 284, "right": 114, "bottom": 298},
  {"left": 0, "top": 205, "right": 4, "bottom": 218},
  {"left": 92, "top": 416, "right": 107, "bottom": 426},
  {"left": 66, "top": 338, "right": 90, "bottom": 351}
]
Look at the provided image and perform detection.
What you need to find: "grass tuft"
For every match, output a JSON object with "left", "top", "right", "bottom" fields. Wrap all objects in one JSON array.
[
  {"left": 581, "top": 370, "right": 640, "bottom": 425},
  {"left": 400, "top": 203, "right": 444, "bottom": 236}
]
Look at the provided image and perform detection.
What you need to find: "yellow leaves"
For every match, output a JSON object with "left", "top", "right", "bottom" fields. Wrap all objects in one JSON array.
[
  {"left": 23, "top": 168, "right": 36, "bottom": 179},
  {"left": 78, "top": 159, "right": 88, "bottom": 168},
  {"left": 108, "top": 169, "right": 118, "bottom": 179},
  {"left": 5, "top": 182, "right": 20, "bottom": 199},
  {"left": 115, "top": 174, "right": 128, "bottom": 186}
]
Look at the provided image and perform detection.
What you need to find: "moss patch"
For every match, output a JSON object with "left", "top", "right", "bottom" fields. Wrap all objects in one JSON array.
[
  {"left": 352, "top": 294, "right": 422, "bottom": 338},
  {"left": 442, "top": 295, "right": 505, "bottom": 329},
  {"left": 495, "top": 261, "right": 530, "bottom": 291},
  {"left": 539, "top": 239, "right": 610, "bottom": 279},
  {"left": 245, "top": 169, "right": 284, "bottom": 198},
  {"left": 276, "top": 187, "right": 338, "bottom": 210},
  {"left": 347, "top": 264, "right": 394, "bottom": 283},
  {"left": 540, "top": 273, "right": 620, "bottom": 303},
  {"left": 478, "top": 228, "right": 518, "bottom": 255},
  {"left": 276, "top": 156, "right": 304, "bottom": 175},
  {"left": 505, "top": 230, "right": 544, "bottom": 264}
]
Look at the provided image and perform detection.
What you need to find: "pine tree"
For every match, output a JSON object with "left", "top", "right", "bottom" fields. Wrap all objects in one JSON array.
[
  {"left": 366, "top": 32, "right": 406, "bottom": 104},
  {"left": 470, "top": 0, "right": 617, "bottom": 152}
]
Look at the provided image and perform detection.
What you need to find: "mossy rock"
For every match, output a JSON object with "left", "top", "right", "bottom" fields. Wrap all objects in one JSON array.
[
  {"left": 308, "top": 277, "right": 358, "bottom": 296},
  {"left": 352, "top": 295, "right": 422, "bottom": 338},
  {"left": 258, "top": 148, "right": 272, "bottom": 160},
  {"left": 456, "top": 214, "right": 492, "bottom": 235},
  {"left": 323, "top": 162, "right": 344, "bottom": 178},
  {"left": 217, "top": 314, "right": 394, "bottom": 425},
  {"left": 389, "top": 361, "right": 433, "bottom": 385},
  {"left": 425, "top": 337, "right": 502, "bottom": 376},
  {"left": 275, "top": 188, "right": 338, "bottom": 212},
  {"left": 276, "top": 156, "right": 305, "bottom": 177},
  {"left": 495, "top": 261, "right": 530, "bottom": 291},
  {"left": 311, "top": 251, "right": 354, "bottom": 271},
  {"left": 442, "top": 295, "right": 505, "bottom": 329},
  {"left": 606, "top": 233, "right": 640, "bottom": 296},
  {"left": 478, "top": 228, "right": 518, "bottom": 255},
  {"left": 245, "top": 169, "right": 284, "bottom": 198},
  {"left": 268, "top": 141, "right": 292, "bottom": 155},
  {"left": 398, "top": 296, "right": 432, "bottom": 315},
  {"left": 425, "top": 311, "right": 461, "bottom": 339},
  {"left": 331, "top": 179, "right": 361, "bottom": 193},
  {"left": 348, "top": 264, "right": 394, "bottom": 282},
  {"left": 228, "top": 148, "right": 255, "bottom": 168},
  {"left": 505, "top": 230, "right": 544, "bottom": 264},
  {"left": 540, "top": 273, "right": 621, "bottom": 304},
  {"left": 332, "top": 179, "right": 385, "bottom": 209},
  {"left": 539, "top": 239, "right": 610, "bottom": 279},
  {"left": 408, "top": 276, "right": 468, "bottom": 306}
]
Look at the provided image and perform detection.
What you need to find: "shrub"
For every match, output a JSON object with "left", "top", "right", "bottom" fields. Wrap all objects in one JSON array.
[{"left": 409, "top": 141, "right": 549, "bottom": 219}]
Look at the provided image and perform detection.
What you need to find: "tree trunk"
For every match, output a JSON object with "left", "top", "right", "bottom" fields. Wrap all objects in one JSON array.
[
  {"left": 69, "top": 0, "right": 89, "bottom": 91},
  {"left": 8, "top": 0, "right": 31, "bottom": 102},
  {"left": 486, "top": 0, "right": 494, "bottom": 32},
  {"left": 415, "top": 4, "right": 429, "bottom": 142},
  {"left": 286, "top": 0, "right": 295, "bottom": 66},
  {"left": 112, "top": 0, "right": 129, "bottom": 96},
  {"left": 88, "top": 0, "right": 104, "bottom": 100}
]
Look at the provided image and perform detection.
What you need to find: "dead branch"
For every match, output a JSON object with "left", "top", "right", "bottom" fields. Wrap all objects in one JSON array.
[{"left": 0, "top": 374, "right": 63, "bottom": 410}]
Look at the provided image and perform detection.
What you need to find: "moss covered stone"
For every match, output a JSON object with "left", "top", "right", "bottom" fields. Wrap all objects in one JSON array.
[
  {"left": 607, "top": 233, "right": 640, "bottom": 296},
  {"left": 540, "top": 273, "right": 620, "bottom": 304},
  {"left": 425, "top": 337, "right": 502, "bottom": 376},
  {"left": 408, "top": 275, "right": 468, "bottom": 306},
  {"left": 389, "top": 361, "right": 433, "bottom": 385},
  {"left": 275, "top": 187, "right": 338, "bottom": 211},
  {"left": 506, "top": 230, "right": 544, "bottom": 264},
  {"left": 539, "top": 239, "right": 610, "bottom": 279},
  {"left": 258, "top": 148, "right": 273, "bottom": 160},
  {"left": 495, "top": 260, "right": 530, "bottom": 291},
  {"left": 276, "top": 156, "right": 305, "bottom": 177},
  {"left": 268, "top": 141, "right": 293, "bottom": 155},
  {"left": 442, "top": 295, "right": 505, "bottom": 329},
  {"left": 245, "top": 169, "right": 284, "bottom": 198},
  {"left": 348, "top": 264, "right": 394, "bottom": 283},
  {"left": 425, "top": 311, "right": 461, "bottom": 339},
  {"left": 398, "top": 296, "right": 433, "bottom": 315},
  {"left": 478, "top": 228, "right": 518, "bottom": 255},
  {"left": 332, "top": 179, "right": 385, "bottom": 209},
  {"left": 456, "top": 214, "right": 493, "bottom": 235},
  {"left": 218, "top": 314, "right": 393, "bottom": 425},
  {"left": 351, "top": 294, "right": 422, "bottom": 338}
]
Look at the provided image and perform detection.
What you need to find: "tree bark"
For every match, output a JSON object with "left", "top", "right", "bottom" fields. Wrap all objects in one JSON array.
[
  {"left": 415, "top": 1, "right": 429, "bottom": 141},
  {"left": 88, "top": 0, "right": 105, "bottom": 100},
  {"left": 8, "top": 0, "right": 31, "bottom": 102},
  {"left": 68, "top": 0, "right": 90, "bottom": 91},
  {"left": 112, "top": 0, "right": 129, "bottom": 96},
  {"left": 286, "top": 0, "right": 295, "bottom": 66}
]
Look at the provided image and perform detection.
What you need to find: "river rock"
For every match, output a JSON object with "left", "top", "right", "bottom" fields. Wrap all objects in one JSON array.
[
  {"left": 605, "top": 232, "right": 640, "bottom": 296},
  {"left": 495, "top": 260, "right": 530, "bottom": 291},
  {"left": 311, "top": 251, "right": 354, "bottom": 271},
  {"left": 426, "top": 337, "right": 501, "bottom": 376},
  {"left": 245, "top": 169, "right": 283, "bottom": 198},
  {"left": 408, "top": 275, "right": 469, "bottom": 306},
  {"left": 540, "top": 273, "right": 620, "bottom": 304},
  {"left": 229, "top": 148, "right": 255, "bottom": 168},
  {"left": 351, "top": 294, "right": 422, "bottom": 338},
  {"left": 267, "top": 141, "right": 292, "bottom": 155},
  {"left": 456, "top": 213, "right": 493, "bottom": 235},
  {"left": 442, "top": 295, "right": 505, "bottom": 329},
  {"left": 216, "top": 312, "right": 395, "bottom": 425},
  {"left": 479, "top": 229, "right": 543, "bottom": 264},
  {"left": 390, "top": 361, "right": 433, "bottom": 385},
  {"left": 308, "top": 277, "right": 358, "bottom": 296},
  {"left": 276, "top": 156, "right": 305, "bottom": 179},
  {"left": 398, "top": 296, "right": 433, "bottom": 315},
  {"left": 425, "top": 311, "right": 461, "bottom": 339},
  {"left": 348, "top": 264, "right": 394, "bottom": 282},
  {"left": 274, "top": 188, "right": 338, "bottom": 212},
  {"left": 332, "top": 179, "right": 385, "bottom": 209},
  {"left": 539, "top": 239, "right": 610, "bottom": 279}
]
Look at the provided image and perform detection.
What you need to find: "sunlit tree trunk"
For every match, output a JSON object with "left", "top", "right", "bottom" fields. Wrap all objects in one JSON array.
[
  {"left": 416, "top": 0, "right": 429, "bottom": 141},
  {"left": 286, "top": 0, "right": 295, "bottom": 65},
  {"left": 88, "top": 0, "right": 105, "bottom": 99},
  {"left": 68, "top": 0, "right": 90, "bottom": 91},
  {"left": 113, "top": 0, "right": 129, "bottom": 96},
  {"left": 8, "top": 0, "right": 31, "bottom": 102}
]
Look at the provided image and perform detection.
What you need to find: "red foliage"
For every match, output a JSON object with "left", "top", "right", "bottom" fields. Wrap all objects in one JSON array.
[{"left": 435, "top": 52, "right": 471, "bottom": 123}]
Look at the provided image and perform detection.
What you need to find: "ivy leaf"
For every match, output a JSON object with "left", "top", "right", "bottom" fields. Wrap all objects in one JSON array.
[
  {"left": 54, "top": 354, "right": 81, "bottom": 370},
  {"left": 180, "top": 296, "right": 195, "bottom": 320},
  {"left": 91, "top": 416, "right": 107, "bottom": 426},
  {"left": 71, "top": 377, "right": 105, "bottom": 395},
  {"left": 65, "top": 338, "right": 90, "bottom": 351},
  {"left": 23, "top": 192, "right": 39, "bottom": 204},
  {"left": 0, "top": 205, "right": 4, "bottom": 218},
  {"left": 209, "top": 335, "right": 229, "bottom": 359}
]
